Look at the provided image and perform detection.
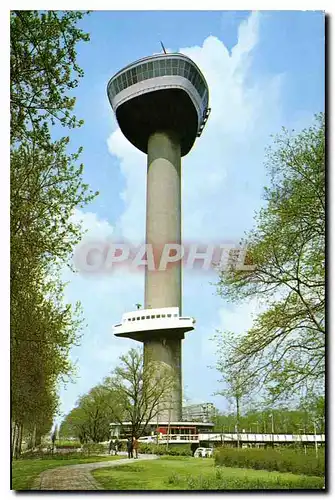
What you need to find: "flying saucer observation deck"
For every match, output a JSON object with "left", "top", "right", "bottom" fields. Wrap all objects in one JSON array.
[
  {"left": 107, "top": 53, "right": 210, "bottom": 156},
  {"left": 113, "top": 307, "right": 195, "bottom": 342}
]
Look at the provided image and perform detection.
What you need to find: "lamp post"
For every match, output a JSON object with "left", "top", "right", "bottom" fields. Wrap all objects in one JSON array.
[
  {"left": 166, "top": 397, "right": 172, "bottom": 450},
  {"left": 314, "top": 421, "right": 318, "bottom": 458},
  {"left": 299, "top": 427, "right": 307, "bottom": 455},
  {"left": 269, "top": 414, "right": 274, "bottom": 448},
  {"left": 235, "top": 424, "right": 240, "bottom": 449}
]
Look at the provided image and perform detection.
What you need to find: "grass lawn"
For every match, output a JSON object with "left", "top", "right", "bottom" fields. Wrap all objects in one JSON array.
[
  {"left": 92, "top": 456, "right": 324, "bottom": 490},
  {"left": 12, "top": 455, "right": 125, "bottom": 490}
]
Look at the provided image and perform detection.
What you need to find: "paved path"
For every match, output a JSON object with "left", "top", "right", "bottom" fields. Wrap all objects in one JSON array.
[{"left": 32, "top": 454, "right": 158, "bottom": 491}]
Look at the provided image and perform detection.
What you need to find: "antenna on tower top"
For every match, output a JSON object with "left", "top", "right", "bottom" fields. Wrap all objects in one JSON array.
[{"left": 160, "top": 41, "right": 167, "bottom": 54}]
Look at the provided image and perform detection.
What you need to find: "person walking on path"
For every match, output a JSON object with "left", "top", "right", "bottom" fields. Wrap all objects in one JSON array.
[
  {"left": 114, "top": 438, "right": 119, "bottom": 455},
  {"left": 109, "top": 439, "right": 115, "bottom": 456},
  {"left": 133, "top": 436, "right": 139, "bottom": 459},
  {"left": 127, "top": 437, "right": 133, "bottom": 459}
]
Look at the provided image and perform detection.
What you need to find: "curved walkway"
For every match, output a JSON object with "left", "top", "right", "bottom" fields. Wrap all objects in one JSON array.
[{"left": 32, "top": 454, "right": 158, "bottom": 490}]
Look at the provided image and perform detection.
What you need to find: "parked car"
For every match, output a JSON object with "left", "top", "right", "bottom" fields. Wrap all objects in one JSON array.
[
  {"left": 138, "top": 436, "right": 157, "bottom": 443},
  {"left": 193, "top": 447, "right": 213, "bottom": 458}
]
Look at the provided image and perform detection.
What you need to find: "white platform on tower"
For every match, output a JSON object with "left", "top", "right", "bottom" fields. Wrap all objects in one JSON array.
[{"left": 113, "top": 307, "right": 195, "bottom": 340}]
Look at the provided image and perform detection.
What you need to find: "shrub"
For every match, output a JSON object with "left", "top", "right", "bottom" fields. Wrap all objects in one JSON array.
[
  {"left": 55, "top": 441, "right": 81, "bottom": 449},
  {"left": 138, "top": 443, "right": 192, "bottom": 456},
  {"left": 167, "top": 472, "right": 181, "bottom": 485},
  {"left": 214, "top": 447, "right": 325, "bottom": 477},
  {"left": 81, "top": 443, "right": 106, "bottom": 456},
  {"left": 16, "top": 451, "right": 86, "bottom": 460}
]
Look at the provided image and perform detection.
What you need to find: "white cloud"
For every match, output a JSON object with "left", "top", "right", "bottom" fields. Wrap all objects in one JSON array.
[
  {"left": 218, "top": 300, "right": 263, "bottom": 335},
  {"left": 70, "top": 208, "right": 114, "bottom": 240},
  {"left": 107, "top": 130, "right": 146, "bottom": 244}
]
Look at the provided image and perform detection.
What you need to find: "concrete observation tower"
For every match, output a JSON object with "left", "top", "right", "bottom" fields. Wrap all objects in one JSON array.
[{"left": 107, "top": 51, "right": 210, "bottom": 422}]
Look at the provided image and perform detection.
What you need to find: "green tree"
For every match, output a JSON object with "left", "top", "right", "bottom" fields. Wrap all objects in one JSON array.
[
  {"left": 213, "top": 331, "right": 257, "bottom": 447},
  {"left": 216, "top": 114, "right": 325, "bottom": 401},
  {"left": 61, "top": 386, "right": 117, "bottom": 443},
  {"left": 11, "top": 10, "right": 97, "bottom": 456},
  {"left": 103, "top": 348, "right": 176, "bottom": 439},
  {"left": 11, "top": 10, "right": 89, "bottom": 145}
]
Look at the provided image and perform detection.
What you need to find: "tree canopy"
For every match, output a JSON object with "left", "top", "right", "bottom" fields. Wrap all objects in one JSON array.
[
  {"left": 215, "top": 113, "right": 325, "bottom": 403},
  {"left": 11, "top": 10, "right": 96, "bottom": 456},
  {"left": 61, "top": 348, "right": 177, "bottom": 441}
]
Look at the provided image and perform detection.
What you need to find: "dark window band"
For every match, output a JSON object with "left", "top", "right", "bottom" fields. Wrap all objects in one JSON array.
[{"left": 108, "top": 58, "right": 207, "bottom": 105}]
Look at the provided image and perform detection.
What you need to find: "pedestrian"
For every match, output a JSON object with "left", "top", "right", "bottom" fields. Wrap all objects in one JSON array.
[
  {"left": 133, "top": 436, "right": 139, "bottom": 459},
  {"left": 109, "top": 438, "right": 115, "bottom": 455},
  {"left": 114, "top": 438, "right": 119, "bottom": 455},
  {"left": 127, "top": 437, "right": 133, "bottom": 459}
]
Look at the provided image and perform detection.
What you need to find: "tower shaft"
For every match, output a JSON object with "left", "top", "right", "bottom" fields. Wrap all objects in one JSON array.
[
  {"left": 144, "top": 130, "right": 182, "bottom": 421},
  {"left": 109, "top": 52, "right": 210, "bottom": 427}
]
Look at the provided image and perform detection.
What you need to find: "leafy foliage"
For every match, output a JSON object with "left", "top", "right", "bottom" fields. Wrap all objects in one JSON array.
[
  {"left": 216, "top": 113, "right": 325, "bottom": 400},
  {"left": 11, "top": 10, "right": 96, "bottom": 456},
  {"left": 103, "top": 348, "right": 177, "bottom": 439},
  {"left": 60, "top": 348, "right": 178, "bottom": 442},
  {"left": 138, "top": 443, "right": 192, "bottom": 456},
  {"left": 212, "top": 401, "right": 325, "bottom": 435},
  {"left": 60, "top": 385, "right": 116, "bottom": 443},
  {"left": 213, "top": 330, "right": 257, "bottom": 445},
  {"left": 11, "top": 10, "right": 89, "bottom": 144}
]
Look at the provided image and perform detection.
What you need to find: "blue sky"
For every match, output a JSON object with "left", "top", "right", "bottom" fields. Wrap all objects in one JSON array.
[{"left": 57, "top": 10, "right": 324, "bottom": 422}]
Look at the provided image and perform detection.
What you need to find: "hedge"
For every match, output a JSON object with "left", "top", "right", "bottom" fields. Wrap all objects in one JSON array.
[
  {"left": 214, "top": 447, "right": 325, "bottom": 477},
  {"left": 138, "top": 443, "right": 192, "bottom": 456},
  {"left": 55, "top": 442, "right": 81, "bottom": 450},
  {"left": 81, "top": 443, "right": 106, "bottom": 455},
  {"left": 18, "top": 451, "right": 87, "bottom": 460}
]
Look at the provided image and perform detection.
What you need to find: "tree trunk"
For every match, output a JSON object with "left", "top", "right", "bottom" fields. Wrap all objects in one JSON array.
[
  {"left": 11, "top": 421, "right": 17, "bottom": 458},
  {"left": 32, "top": 424, "right": 37, "bottom": 449},
  {"left": 13, "top": 422, "right": 23, "bottom": 458}
]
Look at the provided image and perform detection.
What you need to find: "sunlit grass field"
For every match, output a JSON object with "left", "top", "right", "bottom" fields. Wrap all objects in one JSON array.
[{"left": 92, "top": 456, "right": 324, "bottom": 490}]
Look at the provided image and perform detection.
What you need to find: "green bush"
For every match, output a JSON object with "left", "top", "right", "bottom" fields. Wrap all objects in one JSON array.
[
  {"left": 56, "top": 441, "right": 81, "bottom": 449},
  {"left": 214, "top": 447, "right": 325, "bottom": 477},
  {"left": 81, "top": 443, "right": 106, "bottom": 456},
  {"left": 138, "top": 443, "right": 192, "bottom": 456},
  {"left": 17, "top": 451, "right": 86, "bottom": 460},
  {"left": 167, "top": 472, "right": 182, "bottom": 485}
]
